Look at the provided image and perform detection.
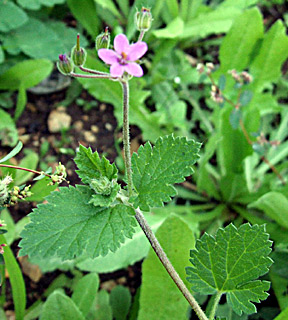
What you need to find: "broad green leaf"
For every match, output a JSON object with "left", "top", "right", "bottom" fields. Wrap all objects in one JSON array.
[
  {"left": 216, "top": 304, "right": 248, "bottom": 320},
  {"left": 0, "top": 109, "right": 18, "bottom": 146},
  {"left": 19, "top": 185, "right": 137, "bottom": 260},
  {"left": 186, "top": 223, "right": 272, "bottom": 315},
  {"left": 0, "top": 141, "right": 22, "bottom": 164},
  {"left": 0, "top": 235, "right": 26, "bottom": 320},
  {"left": 0, "top": 59, "right": 53, "bottom": 90},
  {"left": 76, "top": 210, "right": 168, "bottom": 273},
  {"left": 3, "top": 18, "right": 87, "bottom": 61},
  {"left": 270, "top": 272, "right": 288, "bottom": 310},
  {"left": 110, "top": 286, "right": 131, "bottom": 320},
  {"left": 74, "top": 145, "right": 118, "bottom": 184},
  {"left": 181, "top": 7, "right": 241, "bottom": 39},
  {"left": 0, "top": 0, "right": 28, "bottom": 32},
  {"left": 250, "top": 20, "right": 288, "bottom": 92},
  {"left": 239, "top": 90, "right": 253, "bottom": 107},
  {"left": 40, "top": 291, "right": 85, "bottom": 320},
  {"left": 153, "top": 17, "right": 184, "bottom": 38},
  {"left": 67, "top": 0, "right": 100, "bottom": 38},
  {"left": 274, "top": 307, "right": 288, "bottom": 320},
  {"left": 0, "top": 46, "right": 4, "bottom": 64},
  {"left": 94, "top": 0, "right": 120, "bottom": 17},
  {"left": 0, "top": 209, "right": 16, "bottom": 246},
  {"left": 17, "top": 0, "right": 65, "bottom": 10},
  {"left": 219, "top": 8, "right": 263, "bottom": 72},
  {"left": 249, "top": 192, "right": 288, "bottom": 229},
  {"left": 15, "top": 83, "right": 27, "bottom": 120},
  {"left": 92, "top": 290, "right": 112, "bottom": 320},
  {"left": 131, "top": 135, "right": 201, "bottom": 211},
  {"left": 220, "top": 0, "right": 258, "bottom": 8},
  {"left": 229, "top": 108, "right": 242, "bottom": 129},
  {"left": 165, "top": 0, "right": 179, "bottom": 18},
  {"left": 72, "top": 273, "right": 99, "bottom": 317},
  {"left": 28, "top": 178, "right": 58, "bottom": 202},
  {"left": 138, "top": 216, "right": 195, "bottom": 320},
  {"left": 14, "top": 151, "right": 39, "bottom": 185}
]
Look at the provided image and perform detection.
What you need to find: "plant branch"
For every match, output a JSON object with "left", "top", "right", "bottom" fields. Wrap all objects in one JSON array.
[
  {"left": 135, "top": 208, "right": 209, "bottom": 320},
  {"left": 0, "top": 164, "right": 48, "bottom": 177},
  {"left": 138, "top": 30, "right": 146, "bottom": 42},
  {"left": 121, "top": 80, "right": 134, "bottom": 196},
  {"left": 79, "top": 66, "right": 109, "bottom": 76},
  {"left": 70, "top": 72, "right": 113, "bottom": 79},
  {"left": 208, "top": 292, "right": 222, "bottom": 320}
]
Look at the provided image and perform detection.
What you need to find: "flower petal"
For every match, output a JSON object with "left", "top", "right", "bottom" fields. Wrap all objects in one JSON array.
[
  {"left": 98, "top": 49, "right": 118, "bottom": 64},
  {"left": 114, "top": 34, "right": 129, "bottom": 54},
  {"left": 127, "top": 42, "right": 148, "bottom": 61},
  {"left": 110, "top": 63, "right": 125, "bottom": 77},
  {"left": 124, "top": 63, "right": 144, "bottom": 77}
]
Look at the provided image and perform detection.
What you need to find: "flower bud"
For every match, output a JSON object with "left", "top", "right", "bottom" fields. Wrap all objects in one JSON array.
[
  {"left": 135, "top": 7, "right": 152, "bottom": 32},
  {"left": 71, "top": 34, "right": 87, "bottom": 67},
  {"left": 57, "top": 54, "right": 74, "bottom": 75},
  {"left": 90, "top": 177, "right": 113, "bottom": 196},
  {"left": 95, "top": 27, "right": 110, "bottom": 51}
]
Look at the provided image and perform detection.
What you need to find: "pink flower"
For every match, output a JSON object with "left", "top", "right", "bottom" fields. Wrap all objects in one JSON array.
[{"left": 98, "top": 34, "right": 148, "bottom": 78}]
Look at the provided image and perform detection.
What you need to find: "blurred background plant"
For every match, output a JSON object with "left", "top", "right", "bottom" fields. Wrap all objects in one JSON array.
[{"left": 0, "top": 0, "right": 288, "bottom": 319}]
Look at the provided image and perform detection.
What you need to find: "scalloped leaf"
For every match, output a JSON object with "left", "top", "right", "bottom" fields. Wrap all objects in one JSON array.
[
  {"left": 186, "top": 223, "right": 273, "bottom": 315},
  {"left": 74, "top": 145, "right": 118, "bottom": 184},
  {"left": 19, "top": 185, "right": 136, "bottom": 260},
  {"left": 131, "top": 135, "right": 201, "bottom": 211}
]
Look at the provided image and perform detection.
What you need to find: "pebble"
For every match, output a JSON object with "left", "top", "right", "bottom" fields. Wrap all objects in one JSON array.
[
  {"left": 83, "top": 131, "right": 96, "bottom": 143},
  {"left": 105, "top": 123, "right": 113, "bottom": 131},
  {"left": 91, "top": 125, "right": 99, "bottom": 133},
  {"left": 48, "top": 107, "right": 72, "bottom": 133},
  {"left": 74, "top": 121, "right": 84, "bottom": 132}
]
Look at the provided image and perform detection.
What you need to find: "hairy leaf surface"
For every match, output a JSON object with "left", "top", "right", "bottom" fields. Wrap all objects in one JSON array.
[
  {"left": 74, "top": 145, "right": 118, "bottom": 184},
  {"left": 186, "top": 223, "right": 273, "bottom": 315},
  {"left": 19, "top": 185, "right": 136, "bottom": 260},
  {"left": 131, "top": 135, "right": 201, "bottom": 211}
]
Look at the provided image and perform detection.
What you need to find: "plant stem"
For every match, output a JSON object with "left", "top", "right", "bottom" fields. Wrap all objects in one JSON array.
[
  {"left": 121, "top": 80, "right": 133, "bottom": 196},
  {"left": 79, "top": 66, "right": 109, "bottom": 76},
  {"left": 135, "top": 208, "right": 209, "bottom": 320},
  {"left": 0, "top": 164, "right": 47, "bottom": 177},
  {"left": 208, "top": 292, "right": 222, "bottom": 320},
  {"left": 138, "top": 30, "right": 146, "bottom": 42},
  {"left": 70, "top": 72, "right": 113, "bottom": 79}
]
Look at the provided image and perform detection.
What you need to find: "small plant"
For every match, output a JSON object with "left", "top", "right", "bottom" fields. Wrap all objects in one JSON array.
[{"left": 0, "top": 7, "right": 273, "bottom": 320}]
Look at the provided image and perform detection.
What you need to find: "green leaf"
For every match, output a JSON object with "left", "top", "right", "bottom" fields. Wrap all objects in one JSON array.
[
  {"left": 181, "top": 7, "right": 242, "bottom": 39},
  {"left": 239, "top": 90, "right": 253, "bottom": 106},
  {"left": 229, "top": 108, "right": 242, "bottom": 129},
  {"left": 15, "top": 83, "right": 27, "bottom": 120},
  {"left": 0, "top": 235, "right": 26, "bottom": 320},
  {"left": 72, "top": 273, "right": 99, "bottom": 317},
  {"left": 0, "top": 141, "right": 22, "bottom": 164},
  {"left": 0, "top": 209, "right": 16, "bottom": 246},
  {"left": 40, "top": 291, "right": 85, "bottom": 320},
  {"left": 19, "top": 185, "right": 137, "bottom": 260},
  {"left": 0, "top": 46, "right": 4, "bottom": 64},
  {"left": 17, "top": 0, "right": 66, "bottom": 10},
  {"left": 270, "top": 272, "right": 288, "bottom": 310},
  {"left": 74, "top": 145, "right": 118, "bottom": 184},
  {"left": 274, "top": 307, "right": 288, "bottom": 320},
  {"left": 3, "top": 18, "right": 87, "bottom": 61},
  {"left": 249, "top": 192, "right": 288, "bottom": 229},
  {"left": 94, "top": 0, "right": 121, "bottom": 17},
  {"left": 219, "top": 8, "right": 263, "bottom": 72},
  {"left": 153, "top": 17, "right": 184, "bottom": 38},
  {"left": 186, "top": 223, "right": 273, "bottom": 315},
  {"left": 131, "top": 135, "right": 201, "bottom": 211},
  {"left": 0, "top": 109, "right": 18, "bottom": 147},
  {"left": 138, "top": 216, "right": 195, "bottom": 320},
  {"left": 76, "top": 210, "right": 168, "bottom": 273},
  {"left": 0, "top": 59, "right": 53, "bottom": 90},
  {"left": 0, "top": 0, "right": 28, "bottom": 32},
  {"left": 67, "top": 0, "right": 100, "bottom": 38},
  {"left": 92, "top": 290, "right": 112, "bottom": 320},
  {"left": 14, "top": 151, "right": 39, "bottom": 185},
  {"left": 110, "top": 285, "right": 131, "bottom": 320},
  {"left": 250, "top": 20, "right": 288, "bottom": 92}
]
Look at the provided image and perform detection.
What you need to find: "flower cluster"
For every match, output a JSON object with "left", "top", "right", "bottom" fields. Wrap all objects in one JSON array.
[
  {"left": 49, "top": 162, "right": 67, "bottom": 185},
  {"left": 228, "top": 69, "right": 253, "bottom": 84}
]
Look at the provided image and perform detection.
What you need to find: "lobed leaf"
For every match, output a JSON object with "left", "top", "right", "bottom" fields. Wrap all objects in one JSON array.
[
  {"left": 131, "top": 134, "right": 201, "bottom": 211},
  {"left": 74, "top": 145, "right": 118, "bottom": 184},
  {"left": 186, "top": 223, "right": 273, "bottom": 315},
  {"left": 19, "top": 185, "right": 137, "bottom": 260}
]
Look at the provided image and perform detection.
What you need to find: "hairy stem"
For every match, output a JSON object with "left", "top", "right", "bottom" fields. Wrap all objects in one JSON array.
[
  {"left": 121, "top": 80, "right": 133, "bottom": 196},
  {"left": 0, "top": 164, "right": 48, "bottom": 177},
  {"left": 70, "top": 72, "right": 113, "bottom": 79},
  {"left": 138, "top": 30, "right": 146, "bottom": 42},
  {"left": 135, "top": 209, "right": 209, "bottom": 320},
  {"left": 208, "top": 292, "right": 222, "bottom": 320},
  {"left": 79, "top": 66, "right": 109, "bottom": 76}
]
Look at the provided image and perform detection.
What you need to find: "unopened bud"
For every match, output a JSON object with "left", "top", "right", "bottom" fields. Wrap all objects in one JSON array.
[
  {"left": 95, "top": 27, "right": 110, "bottom": 51},
  {"left": 206, "top": 62, "right": 215, "bottom": 73},
  {"left": 71, "top": 34, "right": 87, "bottom": 67},
  {"left": 241, "top": 71, "right": 253, "bottom": 84},
  {"left": 135, "top": 7, "right": 152, "bottom": 32},
  {"left": 196, "top": 63, "right": 205, "bottom": 74},
  {"left": 57, "top": 54, "right": 74, "bottom": 75}
]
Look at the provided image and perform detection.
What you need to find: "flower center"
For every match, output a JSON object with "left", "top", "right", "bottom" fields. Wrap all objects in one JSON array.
[{"left": 118, "top": 52, "right": 128, "bottom": 65}]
